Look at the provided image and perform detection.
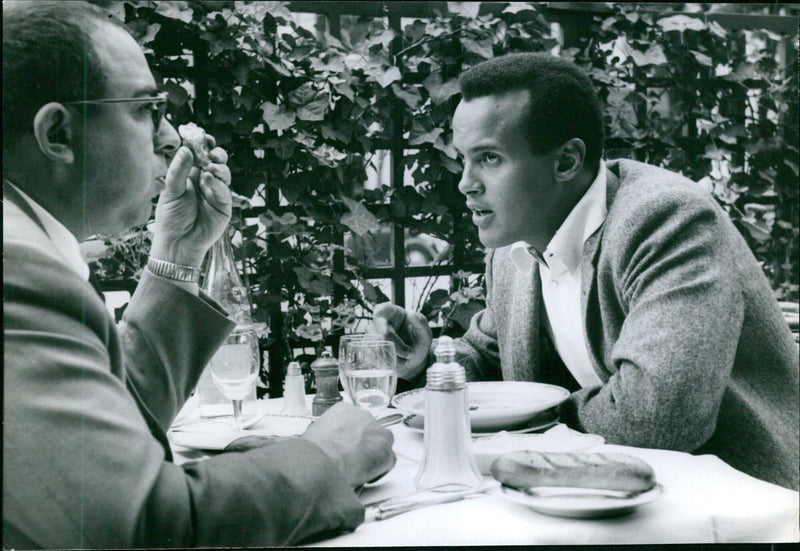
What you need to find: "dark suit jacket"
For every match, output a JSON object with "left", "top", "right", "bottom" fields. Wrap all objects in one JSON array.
[
  {"left": 455, "top": 159, "right": 799, "bottom": 490},
  {"left": 3, "top": 194, "right": 363, "bottom": 548}
]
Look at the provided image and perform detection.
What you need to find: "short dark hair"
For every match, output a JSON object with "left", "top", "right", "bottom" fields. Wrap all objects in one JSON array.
[
  {"left": 458, "top": 53, "right": 605, "bottom": 170},
  {"left": 2, "top": 1, "right": 123, "bottom": 141}
]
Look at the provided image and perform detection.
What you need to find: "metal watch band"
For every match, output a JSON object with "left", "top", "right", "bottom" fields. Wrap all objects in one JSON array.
[{"left": 146, "top": 258, "right": 201, "bottom": 283}]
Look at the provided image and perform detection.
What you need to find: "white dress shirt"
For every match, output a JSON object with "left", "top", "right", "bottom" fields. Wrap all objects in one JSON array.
[
  {"left": 4, "top": 179, "right": 90, "bottom": 281},
  {"left": 510, "top": 160, "right": 607, "bottom": 387}
]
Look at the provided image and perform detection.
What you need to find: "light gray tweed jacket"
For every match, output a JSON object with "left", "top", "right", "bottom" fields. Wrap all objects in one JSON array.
[{"left": 455, "top": 158, "right": 799, "bottom": 490}]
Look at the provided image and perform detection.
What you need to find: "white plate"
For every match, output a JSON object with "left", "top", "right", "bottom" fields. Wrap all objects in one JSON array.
[
  {"left": 168, "top": 413, "right": 312, "bottom": 451},
  {"left": 500, "top": 484, "right": 664, "bottom": 519},
  {"left": 402, "top": 408, "right": 560, "bottom": 436},
  {"left": 393, "top": 381, "right": 569, "bottom": 432}
]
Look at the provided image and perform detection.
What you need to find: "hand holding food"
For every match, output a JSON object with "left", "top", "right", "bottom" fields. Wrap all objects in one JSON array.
[
  {"left": 150, "top": 124, "right": 232, "bottom": 269},
  {"left": 178, "top": 122, "right": 212, "bottom": 168}
]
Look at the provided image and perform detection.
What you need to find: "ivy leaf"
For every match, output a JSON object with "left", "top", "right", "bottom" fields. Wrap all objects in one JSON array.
[
  {"left": 657, "top": 15, "right": 707, "bottom": 33},
  {"left": 154, "top": 1, "right": 194, "bottom": 24},
  {"left": 404, "top": 20, "right": 427, "bottom": 42},
  {"left": 341, "top": 197, "right": 381, "bottom": 236},
  {"left": 691, "top": 50, "right": 713, "bottom": 67},
  {"left": 163, "top": 81, "right": 189, "bottom": 107},
  {"left": 503, "top": 3, "right": 538, "bottom": 14},
  {"left": 629, "top": 44, "right": 668, "bottom": 66},
  {"left": 140, "top": 23, "right": 162, "bottom": 45},
  {"left": 433, "top": 138, "right": 458, "bottom": 160},
  {"left": 264, "top": 58, "right": 292, "bottom": 77},
  {"left": 448, "top": 2, "right": 480, "bottom": 18},
  {"left": 333, "top": 80, "right": 355, "bottom": 101},
  {"left": 297, "top": 98, "right": 329, "bottom": 121},
  {"left": 724, "top": 62, "right": 760, "bottom": 83},
  {"left": 312, "top": 144, "right": 348, "bottom": 167},
  {"left": 360, "top": 280, "right": 389, "bottom": 305},
  {"left": 367, "top": 29, "right": 397, "bottom": 50},
  {"left": 376, "top": 66, "right": 402, "bottom": 88},
  {"left": 462, "top": 38, "right": 494, "bottom": 60},
  {"left": 260, "top": 102, "right": 296, "bottom": 132},
  {"left": 422, "top": 73, "right": 461, "bottom": 105},
  {"left": 409, "top": 127, "right": 444, "bottom": 146},
  {"left": 708, "top": 20, "right": 728, "bottom": 38},
  {"left": 392, "top": 84, "right": 422, "bottom": 109}
]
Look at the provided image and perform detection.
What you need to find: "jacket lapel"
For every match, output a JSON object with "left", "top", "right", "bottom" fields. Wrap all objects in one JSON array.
[
  {"left": 505, "top": 258, "right": 540, "bottom": 382},
  {"left": 580, "top": 162, "right": 622, "bottom": 382}
]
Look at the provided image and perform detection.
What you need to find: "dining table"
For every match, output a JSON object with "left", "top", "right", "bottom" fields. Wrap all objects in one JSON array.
[{"left": 168, "top": 393, "right": 799, "bottom": 546}]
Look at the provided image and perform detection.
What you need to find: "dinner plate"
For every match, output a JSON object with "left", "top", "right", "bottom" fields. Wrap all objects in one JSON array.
[
  {"left": 168, "top": 413, "right": 313, "bottom": 451},
  {"left": 392, "top": 381, "right": 569, "bottom": 432},
  {"left": 402, "top": 407, "right": 560, "bottom": 436},
  {"left": 500, "top": 484, "right": 664, "bottom": 519}
]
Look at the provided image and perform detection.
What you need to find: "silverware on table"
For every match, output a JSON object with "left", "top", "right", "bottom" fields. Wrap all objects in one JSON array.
[{"left": 364, "top": 482, "right": 497, "bottom": 522}]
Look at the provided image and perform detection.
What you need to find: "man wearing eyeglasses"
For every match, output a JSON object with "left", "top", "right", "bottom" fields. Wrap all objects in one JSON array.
[{"left": 3, "top": 1, "right": 395, "bottom": 548}]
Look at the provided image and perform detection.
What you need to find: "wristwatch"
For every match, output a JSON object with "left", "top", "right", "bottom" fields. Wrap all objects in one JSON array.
[{"left": 146, "top": 257, "right": 201, "bottom": 283}]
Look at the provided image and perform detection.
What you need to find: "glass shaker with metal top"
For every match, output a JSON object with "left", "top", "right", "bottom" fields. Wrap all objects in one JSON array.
[{"left": 414, "top": 336, "right": 483, "bottom": 491}]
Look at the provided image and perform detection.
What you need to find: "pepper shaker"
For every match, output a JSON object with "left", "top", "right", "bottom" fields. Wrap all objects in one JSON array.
[
  {"left": 414, "top": 336, "right": 483, "bottom": 491},
  {"left": 311, "top": 351, "right": 343, "bottom": 416}
]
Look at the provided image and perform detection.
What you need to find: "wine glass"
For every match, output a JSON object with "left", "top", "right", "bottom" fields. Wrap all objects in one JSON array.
[
  {"left": 209, "top": 326, "right": 260, "bottom": 431},
  {"left": 340, "top": 339, "right": 397, "bottom": 413},
  {"left": 338, "top": 333, "right": 382, "bottom": 400}
]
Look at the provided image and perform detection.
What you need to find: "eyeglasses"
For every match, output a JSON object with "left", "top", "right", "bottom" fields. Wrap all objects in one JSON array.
[{"left": 63, "top": 92, "right": 169, "bottom": 131}]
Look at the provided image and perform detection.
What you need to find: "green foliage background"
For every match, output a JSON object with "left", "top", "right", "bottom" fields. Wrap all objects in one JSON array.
[{"left": 91, "top": 2, "right": 798, "bottom": 372}]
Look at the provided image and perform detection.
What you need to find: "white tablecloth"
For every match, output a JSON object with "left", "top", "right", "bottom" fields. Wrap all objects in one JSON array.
[{"left": 170, "top": 396, "right": 799, "bottom": 545}]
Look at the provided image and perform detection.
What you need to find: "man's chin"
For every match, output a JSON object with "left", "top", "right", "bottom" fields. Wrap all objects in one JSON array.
[{"left": 477, "top": 229, "right": 512, "bottom": 250}]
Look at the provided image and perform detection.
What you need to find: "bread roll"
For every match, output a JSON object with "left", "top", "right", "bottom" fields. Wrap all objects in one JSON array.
[
  {"left": 491, "top": 450, "right": 656, "bottom": 492},
  {"left": 178, "top": 123, "right": 211, "bottom": 168}
]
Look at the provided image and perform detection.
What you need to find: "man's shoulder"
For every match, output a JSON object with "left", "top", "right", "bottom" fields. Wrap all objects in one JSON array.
[{"left": 605, "top": 158, "right": 718, "bottom": 217}]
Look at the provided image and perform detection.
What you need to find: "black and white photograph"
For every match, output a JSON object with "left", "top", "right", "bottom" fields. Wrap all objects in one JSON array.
[{"left": 3, "top": 1, "right": 798, "bottom": 547}]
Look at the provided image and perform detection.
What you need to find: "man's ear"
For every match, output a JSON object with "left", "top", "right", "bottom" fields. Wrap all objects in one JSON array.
[
  {"left": 552, "top": 138, "right": 586, "bottom": 183},
  {"left": 32, "top": 103, "right": 76, "bottom": 164}
]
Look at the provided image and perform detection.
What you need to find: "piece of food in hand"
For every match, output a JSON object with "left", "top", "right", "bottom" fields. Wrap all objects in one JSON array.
[
  {"left": 230, "top": 191, "right": 252, "bottom": 209},
  {"left": 491, "top": 450, "right": 656, "bottom": 493},
  {"left": 178, "top": 122, "right": 211, "bottom": 168}
]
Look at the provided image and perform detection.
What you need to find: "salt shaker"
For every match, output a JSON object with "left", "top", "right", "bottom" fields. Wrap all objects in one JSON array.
[
  {"left": 414, "top": 336, "right": 483, "bottom": 491},
  {"left": 311, "top": 351, "right": 343, "bottom": 416},
  {"left": 281, "top": 361, "right": 310, "bottom": 416}
]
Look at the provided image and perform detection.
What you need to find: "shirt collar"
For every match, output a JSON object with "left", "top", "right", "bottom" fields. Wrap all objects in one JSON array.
[
  {"left": 4, "top": 178, "right": 90, "bottom": 281},
  {"left": 511, "top": 160, "right": 607, "bottom": 275}
]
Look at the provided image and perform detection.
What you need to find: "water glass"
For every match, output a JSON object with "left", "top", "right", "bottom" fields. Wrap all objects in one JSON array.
[
  {"left": 340, "top": 339, "right": 397, "bottom": 413},
  {"left": 209, "top": 326, "right": 260, "bottom": 430}
]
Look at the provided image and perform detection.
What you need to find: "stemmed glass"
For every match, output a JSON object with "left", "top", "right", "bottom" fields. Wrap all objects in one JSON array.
[
  {"left": 209, "top": 326, "right": 260, "bottom": 431},
  {"left": 340, "top": 338, "right": 397, "bottom": 413}
]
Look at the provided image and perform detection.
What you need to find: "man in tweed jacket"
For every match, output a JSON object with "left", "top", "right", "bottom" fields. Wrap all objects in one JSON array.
[{"left": 375, "top": 53, "right": 798, "bottom": 491}]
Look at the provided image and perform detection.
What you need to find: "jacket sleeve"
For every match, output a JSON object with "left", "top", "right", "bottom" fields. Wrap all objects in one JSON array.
[
  {"left": 2, "top": 246, "right": 363, "bottom": 549},
  {"left": 455, "top": 249, "right": 503, "bottom": 381},
  {"left": 559, "top": 188, "right": 744, "bottom": 451},
  {"left": 119, "top": 270, "right": 236, "bottom": 431}
]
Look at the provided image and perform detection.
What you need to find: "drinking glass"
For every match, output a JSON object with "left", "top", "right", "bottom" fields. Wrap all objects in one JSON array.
[
  {"left": 340, "top": 339, "right": 397, "bottom": 413},
  {"left": 209, "top": 326, "right": 260, "bottom": 431}
]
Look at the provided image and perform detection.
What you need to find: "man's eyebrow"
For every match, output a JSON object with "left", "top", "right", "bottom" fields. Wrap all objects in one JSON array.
[{"left": 460, "top": 143, "right": 500, "bottom": 155}]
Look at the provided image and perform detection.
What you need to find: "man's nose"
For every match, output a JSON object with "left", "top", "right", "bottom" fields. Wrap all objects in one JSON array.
[
  {"left": 155, "top": 118, "right": 180, "bottom": 156},
  {"left": 458, "top": 165, "right": 483, "bottom": 196}
]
